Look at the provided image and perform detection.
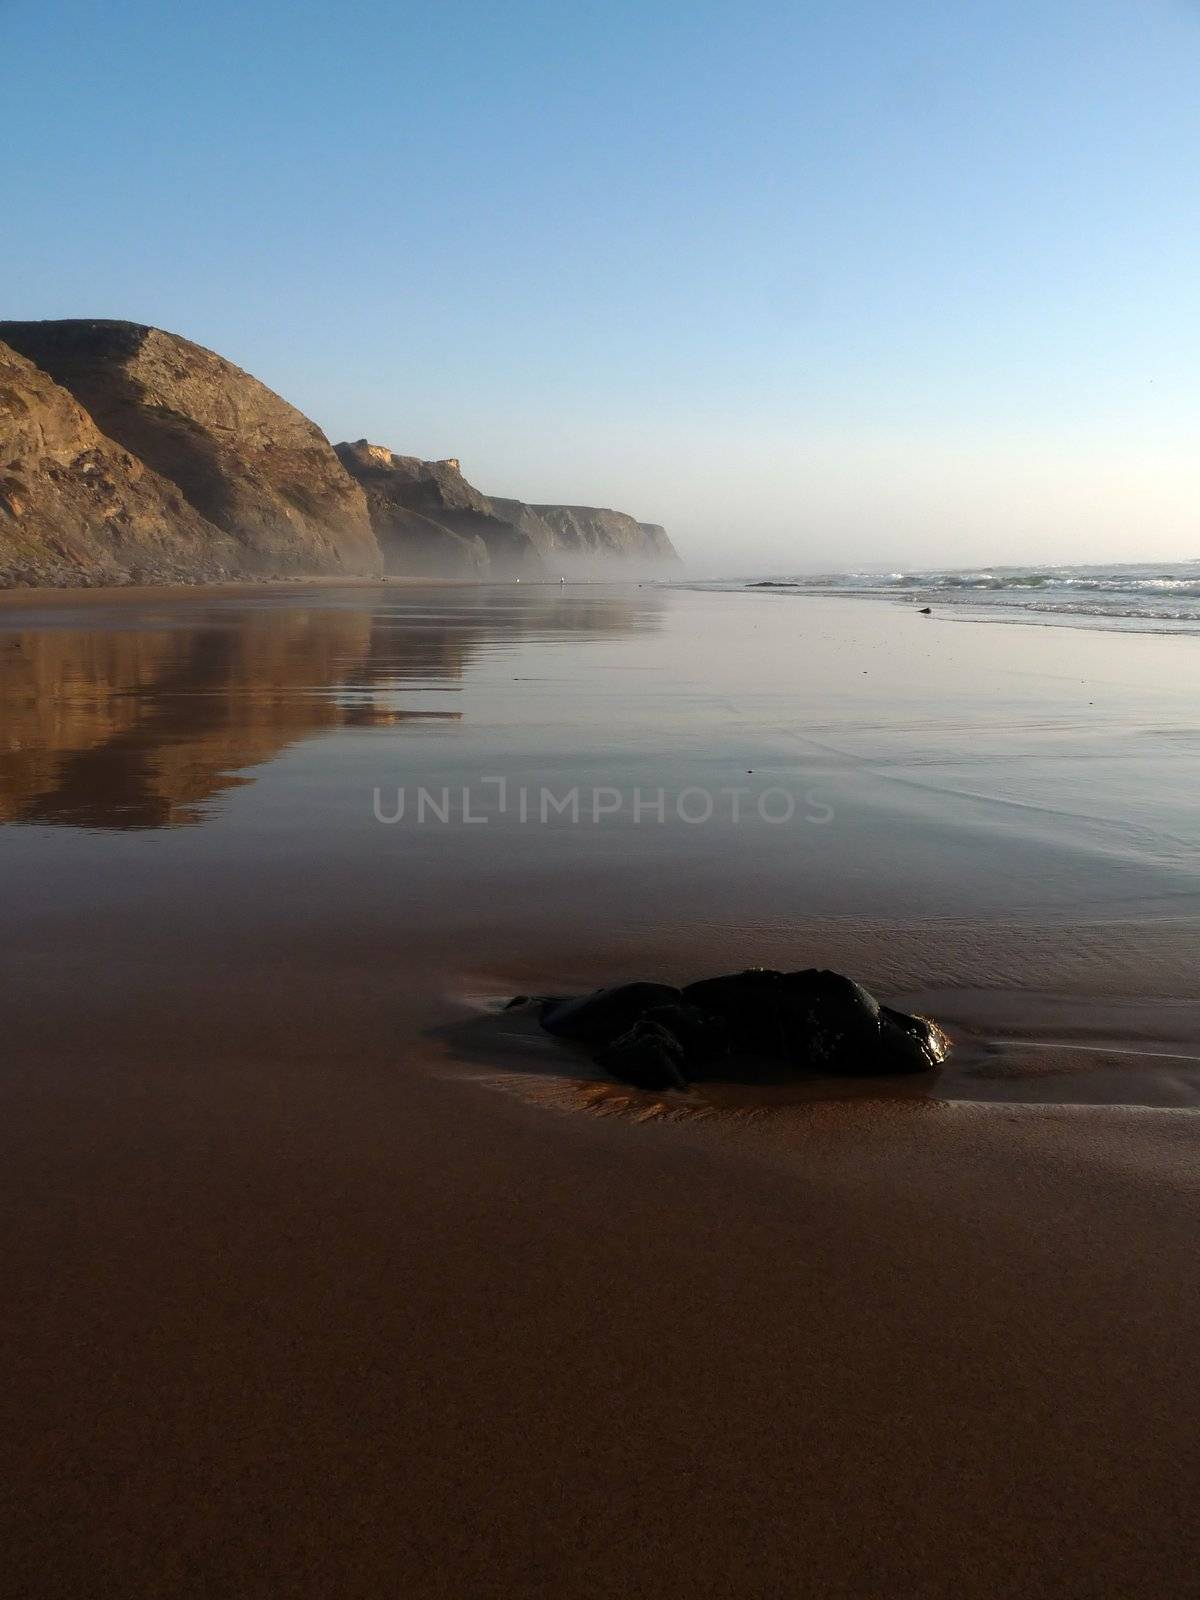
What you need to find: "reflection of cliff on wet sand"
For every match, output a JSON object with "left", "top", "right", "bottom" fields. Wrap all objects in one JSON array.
[
  {"left": 0, "top": 611, "right": 377, "bottom": 828},
  {"left": 0, "top": 589, "right": 656, "bottom": 829}
]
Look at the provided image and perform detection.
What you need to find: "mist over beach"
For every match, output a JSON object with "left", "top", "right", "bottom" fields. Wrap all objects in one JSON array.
[{"left": 4, "top": 2, "right": 1199, "bottom": 1597}]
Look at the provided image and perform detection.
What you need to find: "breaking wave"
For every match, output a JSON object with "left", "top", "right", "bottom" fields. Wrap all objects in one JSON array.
[{"left": 691, "top": 561, "right": 1200, "bottom": 633}]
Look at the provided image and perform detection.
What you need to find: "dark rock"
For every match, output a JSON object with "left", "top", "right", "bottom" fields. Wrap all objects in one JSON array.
[
  {"left": 539, "top": 982, "right": 681, "bottom": 1043},
  {"left": 641, "top": 1002, "right": 730, "bottom": 1066},
  {"left": 526, "top": 966, "right": 947, "bottom": 1089},
  {"left": 918, "top": 606, "right": 932, "bottom": 614},
  {"left": 595, "top": 1020, "right": 689, "bottom": 1091},
  {"left": 877, "top": 1004, "right": 948, "bottom": 1073},
  {"left": 681, "top": 968, "right": 790, "bottom": 1053},
  {"left": 774, "top": 969, "right": 897, "bottom": 1074}
]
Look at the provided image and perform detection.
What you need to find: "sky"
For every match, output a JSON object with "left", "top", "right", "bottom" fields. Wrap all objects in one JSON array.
[{"left": 5, "top": 0, "right": 1200, "bottom": 571}]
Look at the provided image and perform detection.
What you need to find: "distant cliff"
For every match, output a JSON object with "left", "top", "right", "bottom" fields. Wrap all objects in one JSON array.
[
  {"left": 335, "top": 442, "right": 540, "bottom": 576},
  {"left": 531, "top": 504, "right": 682, "bottom": 567},
  {"left": 335, "top": 443, "right": 680, "bottom": 577},
  {"left": 0, "top": 319, "right": 681, "bottom": 587}
]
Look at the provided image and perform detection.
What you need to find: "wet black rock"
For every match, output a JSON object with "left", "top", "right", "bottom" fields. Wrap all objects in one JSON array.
[
  {"left": 682, "top": 969, "right": 791, "bottom": 1054},
  {"left": 641, "top": 1002, "right": 730, "bottom": 1065},
  {"left": 595, "top": 1020, "right": 689, "bottom": 1091},
  {"left": 518, "top": 968, "right": 948, "bottom": 1091},
  {"left": 540, "top": 983, "right": 681, "bottom": 1042}
]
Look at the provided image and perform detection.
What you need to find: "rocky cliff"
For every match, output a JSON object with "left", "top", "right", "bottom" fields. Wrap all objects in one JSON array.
[
  {"left": 0, "top": 340, "right": 237, "bottom": 587},
  {"left": 0, "top": 319, "right": 680, "bottom": 587},
  {"left": 0, "top": 320, "right": 380, "bottom": 577},
  {"left": 637, "top": 522, "right": 679, "bottom": 564},
  {"left": 333, "top": 445, "right": 544, "bottom": 576},
  {"left": 334, "top": 442, "right": 489, "bottom": 577},
  {"left": 337, "top": 444, "right": 681, "bottom": 577},
  {"left": 531, "top": 504, "right": 682, "bottom": 566},
  {"left": 483, "top": 497, "right": 558, "bottom": 560}
]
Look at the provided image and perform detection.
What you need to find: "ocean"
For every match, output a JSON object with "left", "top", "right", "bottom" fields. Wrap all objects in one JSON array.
[{"left": 678, "top": 559, "right": 1200, "bottom": 632}]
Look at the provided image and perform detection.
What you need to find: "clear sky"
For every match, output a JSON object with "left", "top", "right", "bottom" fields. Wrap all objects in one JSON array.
[{"left": 5, "top": 0, "right": 1200, "bottom": 570}]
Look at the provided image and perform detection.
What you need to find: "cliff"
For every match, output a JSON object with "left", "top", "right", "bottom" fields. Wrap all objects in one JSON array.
[
  {"left": 334, "top": 442, "right": 488, "bottom": 577},
  {"left": 335, "top": 441, "right": 542, "bottom": 577},
  {"left": 484, "top": 497, "right": 558, "bottom": 559},
  {"left": 0, "top": 318, "right": 680, "bottom": 586},
  {"left": 337, "top": 445, "right": 681, "bottom": 577},
  {"left": 0, "top": 320, "right": 380, "bottom": 577},
  {"left": 0, "top": 340, "right": 237, "bottom": 587},
  {"left": 532, "top": 504, "right": 682, "bottom": 567},
  {"left": 637, "top": 522, "right": 679, "bottom": 564}
]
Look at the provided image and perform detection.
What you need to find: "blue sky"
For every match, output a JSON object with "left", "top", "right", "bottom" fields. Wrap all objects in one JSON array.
[{"left": 5, "top": 0, "right": 1200, "bottom": 567}]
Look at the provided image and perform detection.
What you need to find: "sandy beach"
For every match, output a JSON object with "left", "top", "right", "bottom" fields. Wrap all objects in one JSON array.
[{"left": 2, "top": 582, "right": 1197, "bottom": 1596}]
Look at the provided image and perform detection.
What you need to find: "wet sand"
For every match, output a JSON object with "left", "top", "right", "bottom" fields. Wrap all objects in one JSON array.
[
  {"left": 0, "top": 574, "right": 467, "bottom": 609},
  {"left": 2, "top": 584, "right": 1197, "bottom": 1595}
]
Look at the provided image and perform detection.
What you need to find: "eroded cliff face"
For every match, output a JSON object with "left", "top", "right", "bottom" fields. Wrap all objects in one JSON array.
[
  {"left": 0, "top": 340, "right": 237, "bottom": 587},
  {"left": 0, "top": 321, "right": 681, "bottom": 587},
  {"left": 337, "top": 441, "right": 680, "bottom": 578},
  {"left": 484, "top": 497, "right": 558, "bottom": 560},
  {"left": 335, "top": 441, "right": 542, "bottom": 577},
  {"left": 0, "top": 321, "right": 380, "bottom": 577},
  {"left": 531, "top": 504, "right": 681, "bottom": 566},
  {"left": 333, "top": 442, "right": 489, "bottom": 577},
  {"left": 637, "top": 523, "right": 679, "bottom": 564}
]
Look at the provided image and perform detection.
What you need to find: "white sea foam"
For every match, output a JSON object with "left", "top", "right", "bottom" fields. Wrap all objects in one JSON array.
[{"left": 677, "top": 561, "right": 1200, "bottom": 633}]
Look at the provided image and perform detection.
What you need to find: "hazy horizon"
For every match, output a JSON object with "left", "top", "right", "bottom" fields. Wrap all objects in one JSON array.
[{"left": 7, "top": 0, "right": 1200, "bottom": 571}]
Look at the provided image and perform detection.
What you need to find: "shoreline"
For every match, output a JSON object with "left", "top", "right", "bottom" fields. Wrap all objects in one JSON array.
[
  {"left": 0, "top": 574, "right": 493, "bottom": 610},
  {"left": 679, "top": 571, "right": 1200, "bottom": 637},
  {"left": 0, "top": 573, "right": 665, "bottom": 612}
]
